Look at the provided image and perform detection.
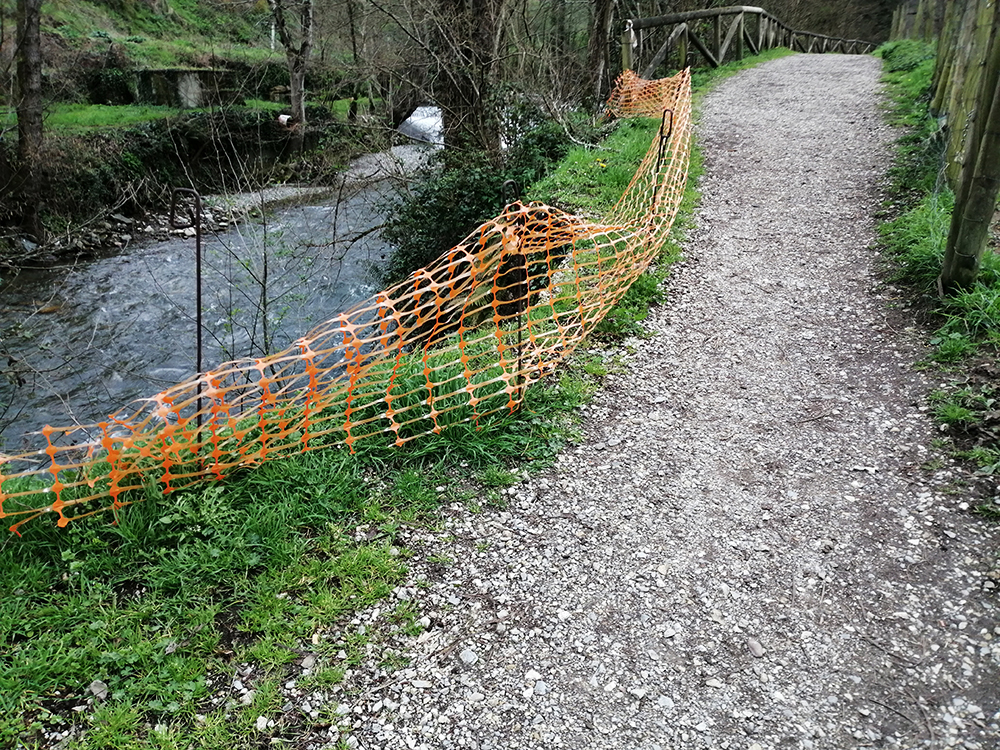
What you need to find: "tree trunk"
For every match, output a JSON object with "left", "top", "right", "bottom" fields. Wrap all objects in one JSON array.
[
  {"left": 268, "top": 0, "right": 313, "bottom": 149},
  {"left": 434, "top": 0, "right": 505, "bottom": 156},
  {"left": 951, "top": 2, "right": 1000, "bottom": 211},
  {"left": 587, "top": 0, "right": 616, "bottom": 106},
  {"left": 930, "top": 0, "right": 961, "bottom": 116},
  {"left": 15, "top": 0, "right": 44, "bottom": 241}
]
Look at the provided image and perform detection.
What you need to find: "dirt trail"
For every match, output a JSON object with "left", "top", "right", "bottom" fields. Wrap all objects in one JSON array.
[{"left": 319, "top": 54, "right": 1000, "bottom": 749}]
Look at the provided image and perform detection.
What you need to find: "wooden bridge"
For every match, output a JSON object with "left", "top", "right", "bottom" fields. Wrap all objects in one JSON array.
[{"left": 622, "top": 5, "right": 876, "bottom": 78}]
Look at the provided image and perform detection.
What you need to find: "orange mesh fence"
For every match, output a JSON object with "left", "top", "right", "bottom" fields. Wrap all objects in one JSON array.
[{"left": 0, "top": 68, "right": 691, "bottom": 533}]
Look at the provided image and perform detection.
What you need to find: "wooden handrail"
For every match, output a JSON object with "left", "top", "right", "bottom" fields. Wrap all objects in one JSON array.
[
  {"left": 623, "top": 6, "right": 876, "bottom": 76},
  {"left": 629, "top": 5, "right": 767, "bottom": 30}
]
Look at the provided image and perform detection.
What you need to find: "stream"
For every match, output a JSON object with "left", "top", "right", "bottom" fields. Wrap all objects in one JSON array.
[{"left": 0, "top": 109, "right": 443, "bottom": 452}]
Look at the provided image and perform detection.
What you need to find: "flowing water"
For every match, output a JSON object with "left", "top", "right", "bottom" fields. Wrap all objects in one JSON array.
[{"left": 1, "top": 113, "right": 442, "bottom": 451}]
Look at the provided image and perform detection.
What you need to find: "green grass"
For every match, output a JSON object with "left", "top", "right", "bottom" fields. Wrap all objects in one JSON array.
[
  {"left": 0, "top": 47, "right": 795, "bottom": 749},
  {"left": 880, "top": 189, "right": 952, "bottom": 289},
  {"left": 1, "top": 104, "right": 178, "bottom": 132},
  {"left": 43, "top": 0, "right": 275, "bottom": 69},
  {"left": 46, "top": 103, "right": 179, "bottom": 130},
  {"left": 527, "top": 117, "right": 661, "bottom": 215},
  {"left": 16, "top": 95, "right": 372, "bottom": 135},
  {"left": 0, "top": 368, "right": 593, "bottom": 747},
  {"left": 875, "top": 40, "right": 1000, "bottom": 519}
]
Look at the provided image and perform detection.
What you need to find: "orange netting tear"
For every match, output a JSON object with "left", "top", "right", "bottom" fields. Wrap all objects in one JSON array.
[{"left": 0, "top": 68, "right": 692, "bottom": 534}]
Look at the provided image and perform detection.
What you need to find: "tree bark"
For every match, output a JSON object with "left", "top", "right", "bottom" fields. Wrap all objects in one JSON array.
[
  {"left": 940, "top": 5, "right": 1000, "bottom": 291},
  {"left": 944, "top": 0, "right": 992, "bottom": 189},
  {"left": 434, "top": 0, "right": 506, "bottom": 156},
  {"left": 268, "top": 0, "right": 313, "bottom": 149},
  {"left": 15, "top": 0, "right": 44, "bottom": 241},
  {"left": 587, "top": 0, "right": 616, "bottom": 106}
]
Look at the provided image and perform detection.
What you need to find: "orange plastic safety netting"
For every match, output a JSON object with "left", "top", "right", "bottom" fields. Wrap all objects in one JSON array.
[{"left": 0, "top": 68, "right": 691, "bottom": 533}]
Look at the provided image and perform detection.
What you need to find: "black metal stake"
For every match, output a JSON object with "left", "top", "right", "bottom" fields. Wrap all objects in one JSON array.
[
  {"left": 501, "top": 179, "right": 519, "bottom": 209},
  {"left": 655, "top": 108, "right": 674, "bottom": 174},
  {"left": 169, "top": 187, "right": 204, "bottom": 431}
]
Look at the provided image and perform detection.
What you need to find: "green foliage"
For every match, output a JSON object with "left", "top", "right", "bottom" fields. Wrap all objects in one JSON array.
[
  {"left": 379, "top": 152, "right": 509, "bottom": 284},
  {"left": 380, "top": 113, "right": 603, "bottom": 285},
  {"left": 595, "top": 272, "right": 665, "bottom": 338},
  {"left": 45, "top": 0, "right": 271, "bottom": 61},
  {"left": 876, "top": 40, "right": 941, "bottom": 201},
  {"left": 930, "top": 387, "right": 997, "bottom": 430},
  {"left": 43, "top": 103, "right": 176, "bottom": 131},
  {"left": 87, "top": 67, "right": 137, "bottom": 105},
  {"left": 0, "top": 348, "right": 595, "bottom": 746},
  {"left": 877, "top": 39, "right": 936, "bottom": 73},
  {"left": 527, "top": 118, "right": 656, "bottom": 214},
  {"left": 929, "top": 330, "right": 976, "bottom": 363},
  {"left": 959, "top": 446, "right": 1000, "bottom": 476},
  {"left": 875, "top": 42, "right": 1000, "bottom": 496},
  {"left": 879, "top": 190, "right": 952, "bottom": 289}
]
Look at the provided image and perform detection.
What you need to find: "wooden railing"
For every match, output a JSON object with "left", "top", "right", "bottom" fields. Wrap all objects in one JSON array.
[{"left": 622, "top": 5, "right": 877, "bottom": 78}]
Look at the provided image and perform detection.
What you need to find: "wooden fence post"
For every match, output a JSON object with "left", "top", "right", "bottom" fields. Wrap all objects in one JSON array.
[
  {"left": 622, "top": 20, "right": 635, "bottom": 71},
  {"left": 940, "top": 1, "right": 1000, "bottom": 290},
  {"left": 621, "top": 7, "right": 875, "bottom": 76},
  {"left": 945, "top": 0, "right": 995, "bottom": 189},
  {"left": 930, "top": 0, "right": 961, "bottom": 115},
  {"left": 713, "top": 13, "right": 722, "bottom": 61},
  {"left": 940, "top": 73, "right": 1000, "bottom": 290},
  {"left": 735, "top": 12, "right": 744, "bottom": 60}
]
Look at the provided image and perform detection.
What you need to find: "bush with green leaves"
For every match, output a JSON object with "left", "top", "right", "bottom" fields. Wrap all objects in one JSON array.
[{"left": 379, "top": 112, "right": 603, "bottom": 286}]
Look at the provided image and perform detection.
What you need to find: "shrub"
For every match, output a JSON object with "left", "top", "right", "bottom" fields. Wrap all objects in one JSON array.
[{"left": 379, "top": 111, "right": 600, "bottom": 286}]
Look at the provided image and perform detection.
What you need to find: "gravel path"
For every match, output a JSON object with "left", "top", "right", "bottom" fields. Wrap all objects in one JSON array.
[{"left": 305, "top": 54, "right": 1000, "bottom": 749}]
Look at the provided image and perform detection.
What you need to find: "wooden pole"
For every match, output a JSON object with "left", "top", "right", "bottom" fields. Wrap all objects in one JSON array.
[
  {"left": 930, "top": 2, "right": 959, "bottom": 115},
  {"left": 913, "top": 0, "right": 927, "bottom": 41},
  {"left": 678, "top": 24, "right": 688, "bottom": 70},
  {"left": 713, "top": 13, "right": 721, "bottom": 61},
  {"left": 944, "top": 0, "right": 1000, "bottom": 272},
  {"left": 956, "top": 0, "right": 1000, "bottom": 188},
  {"left": 718, "top": 12, "right": 742, "bottom": 63},
  {"left": 735, "top": 12, "right": 744, "bottom": 60},
  {"left": 687, "top": 28, "right": 720, "bottom": 68},
  {"left": 940, "top": 71, "right": 1000, "bottom": 290},
  {"left": 621, "top": 21, "right": 634, "bottom": 72},
  {"left": 945, "top": 0, "right": 995, "bottom": 189},
  {"left": 640, "top": 23, "right": 687, "bottom": 79}
]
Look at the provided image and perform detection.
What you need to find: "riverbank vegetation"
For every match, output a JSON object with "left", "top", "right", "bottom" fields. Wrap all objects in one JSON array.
[
  {"left": 1, "top": 1, "right": 896, "bottom": 267},
  {"left": 876, "top": 39, "right": 1000, "bottom": 512},
  {"left": 0, "top": 44, "right": 798, "bottom": 750}
]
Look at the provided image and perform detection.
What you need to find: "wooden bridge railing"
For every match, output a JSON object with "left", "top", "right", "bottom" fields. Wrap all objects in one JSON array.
[{"left": 622, "top": 5, "right": 877, "bottom": 78}]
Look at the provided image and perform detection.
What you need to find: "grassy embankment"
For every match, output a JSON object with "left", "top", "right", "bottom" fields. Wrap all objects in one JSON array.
[
  {"left": 876, "top": 40, "right": 1000, "bottom": 513},
  {"left": 0, "top": 49, "right": 789, "bottom": 749},
  {"left": 0, "top": 1, "right": 372, "bottom": 234}
]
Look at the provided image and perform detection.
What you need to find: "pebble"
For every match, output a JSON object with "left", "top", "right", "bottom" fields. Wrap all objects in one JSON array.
[{"left": 459, "top": 648, "right": 479, "bottom": 666}]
